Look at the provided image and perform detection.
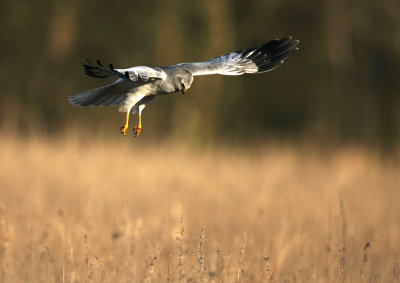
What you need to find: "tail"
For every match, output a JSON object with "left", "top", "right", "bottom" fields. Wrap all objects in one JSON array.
[{"left": 68, "top": 83, "right": 126, "bottom": 107}]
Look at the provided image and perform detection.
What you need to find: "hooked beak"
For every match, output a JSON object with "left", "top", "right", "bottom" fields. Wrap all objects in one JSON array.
[{"left": 181, "top": 88, "right": 187, "bottom": 94}]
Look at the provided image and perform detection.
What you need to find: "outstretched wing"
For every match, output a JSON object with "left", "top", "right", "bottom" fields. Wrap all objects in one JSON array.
[
  {"left": 176, "top": 37, "right": 299, "bottom": 76},
  {"left": 81, "top": 60, "right": 167, "bottom": 82},
  {"left": 69, "top": 79, "right": 137, "bottom": 107}
]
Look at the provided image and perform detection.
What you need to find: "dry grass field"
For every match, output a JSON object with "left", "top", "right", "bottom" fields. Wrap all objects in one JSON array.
[{"left": 0, "top": 130, "right": 399, "bottom": 282}]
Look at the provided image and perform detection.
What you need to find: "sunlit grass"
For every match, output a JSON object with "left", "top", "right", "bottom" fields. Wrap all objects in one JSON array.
[{"left": 0, "top": 132, "right": 399, "bottom": 282}]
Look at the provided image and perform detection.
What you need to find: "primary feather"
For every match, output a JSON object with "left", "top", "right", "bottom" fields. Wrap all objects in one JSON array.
[
  {"left": 175, "top": 36, "right": 299, "bottom": 76},
  {"left": 82, "top": 60, "right": 167, "bottom": 82}
]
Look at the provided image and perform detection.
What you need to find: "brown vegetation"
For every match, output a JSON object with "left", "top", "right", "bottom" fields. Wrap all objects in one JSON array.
[{"left": 0, "top": 131, "right": 399, "bottom": 282}]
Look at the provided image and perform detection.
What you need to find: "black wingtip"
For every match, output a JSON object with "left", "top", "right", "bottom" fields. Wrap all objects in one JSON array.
[
  {"left": 242, "top": 37, "right": 299, "bottom": 73},
  {"left": 79, "top": 59, "right": 115, "bottom": 79}
]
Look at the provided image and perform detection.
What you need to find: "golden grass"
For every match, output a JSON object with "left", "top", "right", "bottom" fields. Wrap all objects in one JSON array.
[{"left": 0, "top": 132, "right": 399, "bottom": 282}]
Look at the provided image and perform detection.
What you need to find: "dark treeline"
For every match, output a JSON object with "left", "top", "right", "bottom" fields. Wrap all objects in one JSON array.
[{"left": 1, "top": 0, "right": 399, "bottom": 148}]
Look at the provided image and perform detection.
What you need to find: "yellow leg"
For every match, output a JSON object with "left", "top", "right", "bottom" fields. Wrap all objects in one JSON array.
[
  {"left": 133, "top": 114, "right": 142, "bottom": 137},
  {"left": 120, "top": 112, "right": 130, "bottom": 136}
]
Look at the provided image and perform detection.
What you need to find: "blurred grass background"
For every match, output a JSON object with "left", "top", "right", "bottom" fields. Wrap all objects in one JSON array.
[
  {"left": 0, "top": 133, "right": 399, "bottom": 281},
  {"left": 1, "top": 0, "right": 400, "bottom": 282}
]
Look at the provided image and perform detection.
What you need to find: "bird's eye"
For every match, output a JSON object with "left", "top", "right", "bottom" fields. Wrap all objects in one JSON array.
[{"left": 180, "top": 83, "right": 185, "bottom": 89}]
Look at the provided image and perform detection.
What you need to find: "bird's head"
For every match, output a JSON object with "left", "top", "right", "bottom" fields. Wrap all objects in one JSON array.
[{"left": 175, "top": 69, "right": 193, "bottom": 94}]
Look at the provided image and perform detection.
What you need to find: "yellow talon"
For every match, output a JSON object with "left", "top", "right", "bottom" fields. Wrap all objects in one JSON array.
[
  {"left": 133, "top": 126, "right": 141, "bottom": 137},
  {"left": 120, "top": 112, "right": 130, "bottom": 136},
  {"left": 120, "top": 125, "right": 128, "bottom": 136},
  {"left": 133, "top": 114, "right": 142, "bottom": 137}
]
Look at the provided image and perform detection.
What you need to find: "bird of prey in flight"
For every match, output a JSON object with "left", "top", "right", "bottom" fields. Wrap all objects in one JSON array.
[{"left": 69, "top": 36, "right": 299, "bottom": 137}]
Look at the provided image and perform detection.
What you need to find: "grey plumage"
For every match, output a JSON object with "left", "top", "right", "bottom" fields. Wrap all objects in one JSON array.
[
  {"left": 69, "top": 36, "right": 299, "bottom": 135},
  {"left": 174, "top": 36, "right": 299, "bottom": 76}
]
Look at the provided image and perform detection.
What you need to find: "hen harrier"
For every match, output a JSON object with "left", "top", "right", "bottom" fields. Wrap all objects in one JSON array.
[{"left": 69, "top": 36, "right": 299, "bottom": 137}]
